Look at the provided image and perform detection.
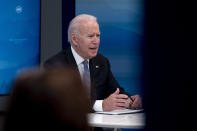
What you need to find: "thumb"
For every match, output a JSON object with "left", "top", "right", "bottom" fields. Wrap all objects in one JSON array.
[
  {"left": 114, "top": 88, "right": 120, "bottom": 95},
  {"left": 130, "top": 95, "right": 135, "bottom": 100},
  {"left": 131, "top": 95, "right": 138, "bottom": 101}
]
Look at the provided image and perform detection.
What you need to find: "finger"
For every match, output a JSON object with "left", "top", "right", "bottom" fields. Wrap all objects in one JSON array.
[
  {"left": 131, "top": 99, "right": 142, "bottom": 109},
  {"left": 116, "top": 94, "right": 128, "bottom": 99},
  {"left": 130, "top": 95, "right": 136, "bottom": 101},
  {"left": 116, "top": 99, "right": 127, "bottom": 105},
  {"left": 113, "top": 88, "right": 120, "bottom": 95},
  {"left": 131, "top": 104, "right": 139, "bottom": 109},
  {"left": 116, "top": 98, "right": 131, "bottom": 107},
  {"left": 131, "top": 94, "right": 140, "bottom": 101},
  {"left": 124, "top": 100, "right": 131, "bottom": 107},
  {"left": 116, "top": 102, "right": 129, "bottom": 108},
  {"left": 116, "top": 97, "right": 131, "bottom": 103},
  {"left": 124, "top": 97, "right": 132, "bottom": 103},
  {"left": 126, "top": 98, "right": 133, "bottom": 105}
]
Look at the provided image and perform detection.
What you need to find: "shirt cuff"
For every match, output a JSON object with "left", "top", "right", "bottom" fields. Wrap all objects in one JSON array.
[{"left": 93, "top": 100, "right": 103, "bottom": 111}]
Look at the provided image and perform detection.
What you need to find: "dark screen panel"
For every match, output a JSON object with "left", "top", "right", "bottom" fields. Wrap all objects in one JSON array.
[{"left": 62, "top": 0, "right": 75, "bottom": 49}]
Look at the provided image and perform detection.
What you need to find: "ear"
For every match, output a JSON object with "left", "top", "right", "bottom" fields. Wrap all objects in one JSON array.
[{"left": 71, "top": 33, "right": 78, "bottom": 46}]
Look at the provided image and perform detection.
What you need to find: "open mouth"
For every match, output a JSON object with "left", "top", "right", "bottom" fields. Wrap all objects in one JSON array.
[{"left": 89, "top": 47, "right": 97, "bottom": 50}]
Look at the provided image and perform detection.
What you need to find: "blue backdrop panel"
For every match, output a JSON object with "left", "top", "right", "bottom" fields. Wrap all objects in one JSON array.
[
  {"left": 0, "top": 0, "right": 40, "bottom": 95},
  {"left": 76, "top": 0, "right": 144, "bottom": 95}
]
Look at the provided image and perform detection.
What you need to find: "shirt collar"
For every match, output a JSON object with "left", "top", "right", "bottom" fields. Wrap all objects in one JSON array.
[{"left": 71, "top": 46, "right": 89, "bottom": 65}]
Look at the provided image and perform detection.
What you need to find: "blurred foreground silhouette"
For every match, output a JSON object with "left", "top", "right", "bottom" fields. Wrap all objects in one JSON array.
[{"left": 3, "top": 67, "right": 91, "bottom": 131}]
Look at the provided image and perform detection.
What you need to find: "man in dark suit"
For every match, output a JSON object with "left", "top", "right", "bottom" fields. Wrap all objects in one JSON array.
[{"left": 44, "top": 14, "right": 142, "bottom": 111}]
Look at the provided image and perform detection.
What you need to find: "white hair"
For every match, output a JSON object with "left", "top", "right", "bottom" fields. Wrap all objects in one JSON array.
[{"left": 67, "top": 14, "right": 98, "bottom": 43}]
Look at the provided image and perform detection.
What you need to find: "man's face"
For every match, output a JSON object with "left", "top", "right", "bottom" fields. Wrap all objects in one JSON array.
[{"left": 72, "top": 20, "right": 100, "bottom": 59}]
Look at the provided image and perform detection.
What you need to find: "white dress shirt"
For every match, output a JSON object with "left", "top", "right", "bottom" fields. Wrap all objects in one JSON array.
[{"left": 71, "top": 46, "right": 103, "bottom": 111}]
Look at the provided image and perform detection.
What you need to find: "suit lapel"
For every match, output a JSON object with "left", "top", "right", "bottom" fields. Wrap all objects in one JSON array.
[
  {"left": 89, "top": 57, "right": 102, "bottom": 101},
  {"left": 89, "top": 58, "right": 98, "bottom": 83}
]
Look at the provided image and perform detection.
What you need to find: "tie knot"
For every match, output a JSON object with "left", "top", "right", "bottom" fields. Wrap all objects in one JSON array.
[
  {"left": 83, "top": 60, "right": 88, "bottom": 65},
  {"left": 83, "top": 60, "right": 89, "bottom": 70}
]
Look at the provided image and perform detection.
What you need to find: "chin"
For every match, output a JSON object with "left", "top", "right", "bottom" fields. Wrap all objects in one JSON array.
[{"left": 89, "top": 54, "right": 97, "bottom": 59}]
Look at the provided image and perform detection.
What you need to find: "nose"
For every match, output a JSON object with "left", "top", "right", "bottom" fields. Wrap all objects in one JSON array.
[{"left": 92, "top": 36, "right": 100, "bottom": 44}]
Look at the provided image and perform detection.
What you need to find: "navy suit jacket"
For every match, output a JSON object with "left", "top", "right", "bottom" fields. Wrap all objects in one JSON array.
[{"left": 44, "top": 47, "right": 127, "bottom": 101}]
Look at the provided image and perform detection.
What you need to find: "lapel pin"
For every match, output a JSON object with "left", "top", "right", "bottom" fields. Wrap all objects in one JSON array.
[{"left": 95, "top": 65, "right": 99, "bottom": 68}]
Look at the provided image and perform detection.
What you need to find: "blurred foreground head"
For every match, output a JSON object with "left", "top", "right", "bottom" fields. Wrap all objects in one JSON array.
[{"left": 3, "top": 67, "right": 91, "bottom": 131}]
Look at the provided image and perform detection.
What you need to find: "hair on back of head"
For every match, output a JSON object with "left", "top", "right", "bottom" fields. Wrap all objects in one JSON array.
[{"left": 3, "top": 67, "right": 91, "bottom": 131}]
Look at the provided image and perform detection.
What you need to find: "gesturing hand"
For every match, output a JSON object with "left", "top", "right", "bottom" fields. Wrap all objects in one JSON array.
[
  {"left": 102, "top": 88, "right": 132, "bottom": 111},
  {"left": 130, "top": 94, "right": 142, "bottom": 109}
]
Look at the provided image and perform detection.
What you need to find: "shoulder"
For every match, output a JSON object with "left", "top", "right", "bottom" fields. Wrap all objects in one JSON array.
[
  {"left": 44, "top": 48, "right": 73, "bottom": 68},
  {"left": 93, "top": 53, "right": 108, "bottom": 61},
  {"left": 91, "top": 53, "right": 110, "bottom": 66},
  {"left": 45, "top": 50, "right": 67, "bottom": 64}
]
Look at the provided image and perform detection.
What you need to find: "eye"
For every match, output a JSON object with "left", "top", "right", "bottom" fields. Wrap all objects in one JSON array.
[
  {"left": 96, "top": 34, "right": 100, "bottom": 37},
  {"left": 88, "top": 35, "right": 94, "bottom": 38}
]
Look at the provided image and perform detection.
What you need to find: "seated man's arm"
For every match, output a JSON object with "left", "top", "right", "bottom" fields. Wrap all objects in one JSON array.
[
  {"left": 104, "top": 59, "right": 142, "bottom": 111},
  {"left": 93, "top": 100, "right": 103, "bottom": 111},
  {"left": 94, "top": 56, "right": 142, "bottom": 111}
]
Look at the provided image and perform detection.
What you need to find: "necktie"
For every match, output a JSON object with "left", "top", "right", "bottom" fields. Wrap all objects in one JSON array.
[{"left": 82, "top": 60, "right": 90, "bottom": 96}]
